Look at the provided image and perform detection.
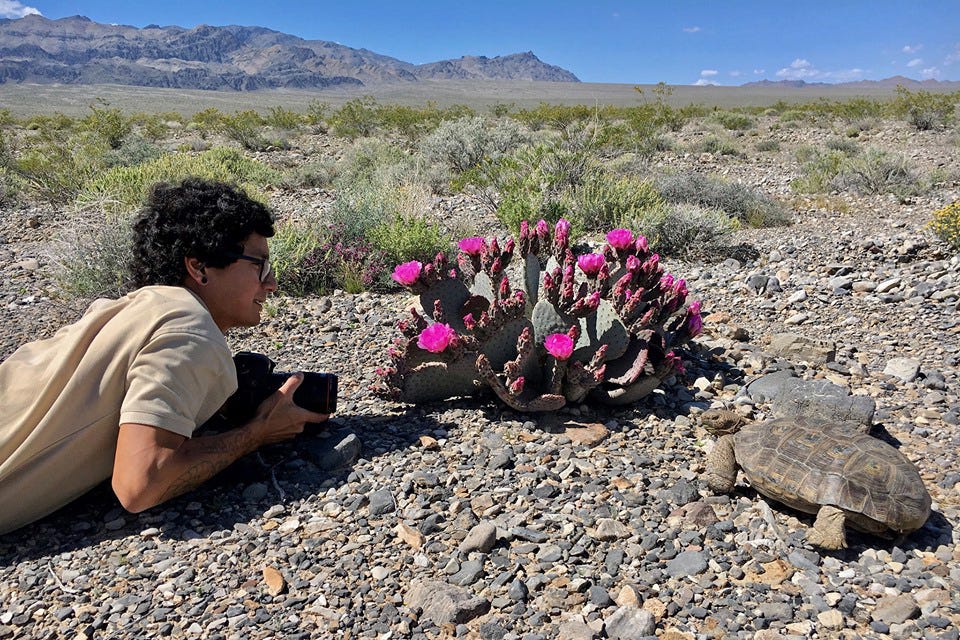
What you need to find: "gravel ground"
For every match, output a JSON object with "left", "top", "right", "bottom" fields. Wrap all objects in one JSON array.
[{"left": 1, "top": 119, "right": 959, "bottom": 640}]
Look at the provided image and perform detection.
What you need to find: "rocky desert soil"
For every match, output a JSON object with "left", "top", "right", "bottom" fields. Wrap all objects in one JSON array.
[{"left": 0, "top": 115, "right": 959, "bottom": 640}]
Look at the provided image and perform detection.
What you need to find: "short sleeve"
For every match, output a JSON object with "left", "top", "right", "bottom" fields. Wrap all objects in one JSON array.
[{"left": 120, "top": 331, "right": 237, "bottom": 437}]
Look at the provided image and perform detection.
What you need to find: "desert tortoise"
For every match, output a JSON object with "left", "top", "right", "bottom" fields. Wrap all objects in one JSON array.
[{"left": 701, "top": 410, "right": 931, "bottom": 550}]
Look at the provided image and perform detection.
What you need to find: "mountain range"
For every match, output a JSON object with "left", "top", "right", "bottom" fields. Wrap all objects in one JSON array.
[
  {"left": 0, "top": 14, "right": 579, "bottom": 90},
  {"left": 742, "top": 76, "right": 960, "bottom": 90}
]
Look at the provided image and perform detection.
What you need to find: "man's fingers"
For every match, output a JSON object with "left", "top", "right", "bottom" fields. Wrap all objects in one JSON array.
[{"left": 277, "top": 373, "right": 304, "bottom": 395}]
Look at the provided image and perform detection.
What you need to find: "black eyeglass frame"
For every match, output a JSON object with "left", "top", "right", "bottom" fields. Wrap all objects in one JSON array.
[{"left": 221, "top": 251, "right": 272, "bottom": 283}]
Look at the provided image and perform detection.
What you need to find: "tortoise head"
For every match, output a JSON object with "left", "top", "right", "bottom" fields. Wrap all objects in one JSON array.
[{"left": 700, "top": 409, "right": 747, "bottom": 436}]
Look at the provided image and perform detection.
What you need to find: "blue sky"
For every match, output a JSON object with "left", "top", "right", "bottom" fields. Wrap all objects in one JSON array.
[{"left": 3, "top": 0, "right": 959, "bottom": 85}]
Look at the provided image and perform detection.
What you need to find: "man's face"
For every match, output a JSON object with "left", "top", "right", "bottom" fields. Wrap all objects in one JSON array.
[{"left": 201, "top": 233, "right": 277, "bottom": 332}]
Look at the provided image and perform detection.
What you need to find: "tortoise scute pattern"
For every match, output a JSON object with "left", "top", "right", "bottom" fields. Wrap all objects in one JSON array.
[{"left": 718, "top": 417, "right": 932, "bottom": 541}]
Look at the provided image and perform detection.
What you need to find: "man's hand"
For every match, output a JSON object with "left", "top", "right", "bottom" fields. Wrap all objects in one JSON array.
[
  {"left": 112, "top": 374, "right": 329, "bottom": 514},
  {"left": 248, "top": 373, "right": 330, "bottom": 445}
]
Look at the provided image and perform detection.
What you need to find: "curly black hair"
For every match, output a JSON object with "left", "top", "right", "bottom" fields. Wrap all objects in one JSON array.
[{"left": 130, "top": 178, "right": 275, "bottom": 287}]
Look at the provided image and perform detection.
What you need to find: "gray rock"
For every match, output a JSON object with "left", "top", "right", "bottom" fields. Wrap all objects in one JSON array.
[
  {"left": 604, "top": 606, "right": 655, "bottom": 639},
  {"left": 460, "top": 521, "right": 497, "bottom": 554},
  {"left": 883, "top": 358, "right": 921, "bottom": 383},
  {"left": 406, "top": 579, "right": 490, "bottom": 625},
  {"left": 302, "top": 431, "right": 362, "bottom": 470},
  {"left": 450, "top": 560, "right": 485, "bottom": 586},
  {"left": 665, "top": 550, "right": 708, "bottom": 577},
  {"left": 368, "top": 488, "right": 396, "bottom": 516},
  {"left": 557, "top": 619, "right": 597, "bottom": 640},
  {"left": 871, "top": 594, "right": 920, "bottom": 624},
  {"left": 242, "top": 483, "right": 268, "bottom": 502},
  {"left": 768, "top": 332, "right": 836, "bottom": 364}
]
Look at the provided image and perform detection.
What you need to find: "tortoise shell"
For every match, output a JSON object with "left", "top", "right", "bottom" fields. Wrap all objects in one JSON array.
[{"left": 732, "top": 417, "right": 931, "bottom": 534}]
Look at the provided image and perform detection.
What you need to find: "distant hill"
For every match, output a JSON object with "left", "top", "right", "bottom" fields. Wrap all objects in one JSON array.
[
  {"left": 0, "top": 14, "right": 579, "bottom": 91},
  {"left": 742, "top": 76, "right": 960, "bottom": 90}
]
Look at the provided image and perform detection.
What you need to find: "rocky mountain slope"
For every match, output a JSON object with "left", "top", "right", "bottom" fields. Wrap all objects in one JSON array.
[{"left": 0, "top": 14, "right": 579, "bottom": 90}]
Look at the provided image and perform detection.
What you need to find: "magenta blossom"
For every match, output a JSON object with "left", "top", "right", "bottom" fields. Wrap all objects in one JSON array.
[
  {"left": 458, "top": 236, "right": 487, "bottom": 256},
  {"left": 392, "top": 260, "right": 422, "bottom": 286},
  {"left": 687, "top": 301, "right": 703, "bottom": 337},
  {"left": 535, "top": 219, "right": 550, "bottom": 239},
  {"left": 544, "top": 333, "right": 575, "bottom": 360},
  {"left": 665, "top": 350, "right": 686, "bottom": 375},
  {"left": 554, "top": 218, "right": 571, "bottom": 241},
  {"left": 625, "top": 255, "right": 641, "bottom": 272},
  {"left": 606, "top": 228, "right": 635, "bottom": 250},
  {"left": 417, "top": 323, "right": 457, "bottom": 353},
  {"left": 635, "top": 235, "right": 649, "bottom": 253},
  {"left": 577, "top": 253, "right": 606, "bottom": 277}
]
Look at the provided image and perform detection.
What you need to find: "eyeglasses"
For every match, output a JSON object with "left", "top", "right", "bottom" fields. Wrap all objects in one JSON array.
[{"left": 222, "top": 252, "right": 272, "bottom": 283}]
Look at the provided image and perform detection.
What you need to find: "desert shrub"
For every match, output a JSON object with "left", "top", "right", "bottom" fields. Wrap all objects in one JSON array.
[
  {"left": 76, "top": 147, "right": 281, "bottom": 213},
  {"left": 329, "top": 97, "right": 380, "bottom": 139},
  {"left": 929, "top": 201, "right": 960, "bottom": 250},
  {"left": 219, "top": 110, "right": 269, "bottom": 151},
  {"left": 305, "top": 100, "right": 329, "bottom": 126},
  {"left": 713, "top": 110, "right": 754, "bottom": 131},
  {"left": 80, "top": 102, "right": 132, "bottom": 150},
  {"left": 791, "top": 149, "right": 846, "bottom": 193},
  {"left": 368, "top": 213, "right": 451, "bottom": 265},
  {"left": 270, "top": 217, "right": 328, "bottom": 296},
  {"left": 656, "top": 171, "right": 790, "bottom": 228},
  {"left": 825, "top": 136, "right": 860, "bottom": 155},
  {"left": 15, "top": 129, "right": 108, "bottom": 203},
  {"left": 694, "top": 135, "right": 742, "bottom": 157},
  {"left": 632, "top": 203, "right": 738, "bottom": 259},
  {"left": 755, "top": 139, "right": 780, "bottom": 152},
  {"left": 891, "top": 87, "right": 959, "bottom": 131},
  {"left": 779, "top": 109, "right": 807, "bottom": 123},
  {"left": 265, "top": 106, "right": 303, "bottom": 130},
  {"left": 190, "top": 108, "right": 228, "bottom": 139},
  {"left": 832, "top": 148, "right": 921, "bottom": 196},
  {"left": 275, "top": 222, "right": 389, "bottom": 295},
  {"left": 282, "top": 158, "right": 339, "bottom": 188},
  {"left": 511, "top": 103, "right": 595, "bottom": 131},
  {"left": 47, "top": 204, "right": 135, "bottom": 299},
  {"left": 564, "top": 171, "right": 663, "bottom": 231},
  {"left": 102, "top": 136, "right": 165, "bottom": 168},
  {"left": 420, "top": 116, "right": 528, "bottom": 191},
  {"left": 131, "top": 113, "right": 173, "bottom": 142}
]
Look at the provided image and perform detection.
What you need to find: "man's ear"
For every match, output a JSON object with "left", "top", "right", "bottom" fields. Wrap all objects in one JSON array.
[{"left": 184, "top": 256, "right": 207, "bottom": 286}]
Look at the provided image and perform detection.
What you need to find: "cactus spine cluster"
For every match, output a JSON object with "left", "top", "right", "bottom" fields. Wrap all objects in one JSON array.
[{"left": 374, "top": 219, "right": 703, "bottom": 412}]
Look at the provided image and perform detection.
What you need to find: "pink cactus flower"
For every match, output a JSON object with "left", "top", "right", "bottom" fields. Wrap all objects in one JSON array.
[
  {"left": 689, "top": 300, "right": 702, "bottom": 314},
  {"left": 417, "top": 323, "right": 457, "bottom": 353},
  {"left": 458, "top": 237, "right": 487, "bottom": 255},
  {"left": 392, "top": 260, "right": 422, "bottom": 286},
  {"left": 687, "top": 306, "right": 703, "bottom": 337},
  {"left": 509, "top": 376, "right": 525, "bottom": 394},
  {"left": 554, "top": 219, "right": 571, "bottom": 244},
  {"left": 666, "top": 350, "right": 686, "bottom": 375},
  {"left": 625, "top": 255, "right": 641, "bottom": 272},
  {"left": 463, "top": 313, "right": 477, "bottom": 330},
  {"left": 577, "top": 253, "right": 606, "bottom": 277},
  {"left": 544, "top": 333, "right": 575, "bottom": 360},
  {"left": 606, "top": 228, "right": 635, "bottom": 250},
  {"left": 535, "top": 219, "right": 550, "bottom": 239},
  {"left": 635, "top": 235, "right": 649, "bottom": 252},
  {"left": 661, "top": 273, "right": 676, "bottom": 289}
]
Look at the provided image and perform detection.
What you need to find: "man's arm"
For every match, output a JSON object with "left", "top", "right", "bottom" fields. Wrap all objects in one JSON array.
[{"left": 112, "top": 374, "right": 328, "bottom": 513}]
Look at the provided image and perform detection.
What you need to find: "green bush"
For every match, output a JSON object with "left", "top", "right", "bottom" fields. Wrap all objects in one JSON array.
[
  {"left": 694, "top": 135, "right": 742, "bottom": 157},
  {"left": 420, "top": 116, "right": 527, "bottom": 176},
  {"left": 80, "top": 102, "right": 132, "bottom": 150},
  {"left": 755, "top": 139, "right": 780, "bottom": 152},
  {"left": 219, "top": 110, "right": 269, "bottom": 151},
  {"left": 265, "top": 106, "right": 303, "bottom": 130},
  {"left": 190, "top": 108, "right": 228, "bottom": 139},
  {"left": 305, "top": 100, "right": 329, "bottom": 126},
  {"left": 832, "top": 148, "right": 921, "bottom": 196},
  {"left": 282, "top": 158, "right": 339, "bottom": 188},
  {"left": 76, "top": 147, "right": 281, "bottom": 213},
  {"left": 48, "top": 204, "right": 135, "bottom": 299},
  {"left": 329, "top": 97, "right": 380, "bottom": 139},
  {"left": 713, "top": 110, "right": 755, "bottom": 131},
  {"left": 15, "top": 129, "right": 108, "bottom": 203},
  {"left": 791, "top": 149, "right": 846, "bottom": 193},
  {"left": 270, "top": 217, "right": 329, "bottom": 296},
  {"left": 564, "top": 171, "right": 663, "bottom": 231},
  {"left": 825, "top": 136, "right": 860, "bottom": 155},
  {"left": 369, "top": 213, "right": 451, "bottom": 265},
  {"left": 632, "top": 203, "right": 738, "bottom": 259},
  {"left": 656, "top": 171, "right": 790, "bottom": 228},
  {"left": 929, "top": 201, "right": 960, "bottom": 250},
  {"left": 102, "top": 136, "right": 165, "bottom": 168},
  {"left": 891, "top": 87, "right": 959, "bottom": 131}
]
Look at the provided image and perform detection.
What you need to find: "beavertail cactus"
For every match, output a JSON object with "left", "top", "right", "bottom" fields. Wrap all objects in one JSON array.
[{"left": 373, "top": 219, "right": 703, "bottom": 411}]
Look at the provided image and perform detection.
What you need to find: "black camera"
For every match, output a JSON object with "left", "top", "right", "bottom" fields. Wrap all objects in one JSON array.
[{"left": 220, "top": 351, "right": 338, "bottom": 424}]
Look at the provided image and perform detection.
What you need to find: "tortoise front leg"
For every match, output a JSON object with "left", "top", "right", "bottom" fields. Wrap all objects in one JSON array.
[
  {"left": 806, "top": 505, "right": 848, "bottom": 550},
  {"left": 705, "top": 434, "right": 738, "bottom": 494}
]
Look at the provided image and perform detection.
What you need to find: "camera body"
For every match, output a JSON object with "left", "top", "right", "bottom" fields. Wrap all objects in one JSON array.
[{"left": 220, "top": 351, "right": 338, "bottom": 424}]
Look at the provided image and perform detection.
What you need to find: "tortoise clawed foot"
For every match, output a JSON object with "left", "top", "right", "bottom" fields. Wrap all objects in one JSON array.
[{"left": 807, "top": 505, "right": 848, "bottom": 550}]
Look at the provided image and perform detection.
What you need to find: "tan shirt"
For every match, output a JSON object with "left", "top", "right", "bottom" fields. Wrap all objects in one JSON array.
[{"left": 0, "top": 286, "right": 237, "bottom": 534}]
